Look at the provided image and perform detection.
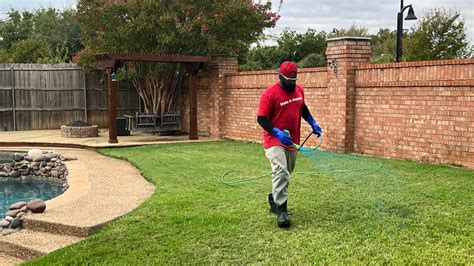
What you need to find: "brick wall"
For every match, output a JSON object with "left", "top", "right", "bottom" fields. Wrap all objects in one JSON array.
[
  {"left": 188, "top": 39, "right": 473, "bottom": 169},
  {"left": 354, "top": 59, "right": 474, "bottom": 168},
  {"left": 325, "top": 37, "right": 372, "bottom": 152}
]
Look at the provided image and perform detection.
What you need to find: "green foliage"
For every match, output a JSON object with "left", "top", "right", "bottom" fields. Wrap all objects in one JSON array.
[
  {"left": 0, "top": 8, "right": 82, "bottom": 63},
  {"left": 0, "top": 10, "right": 34, "bottom": 50},
  {"left": 25, "top": 141, "right": 474, "bottom": 264},
  {"left": 405, "top": 8, "right": 472, "bottom": 61},
  {"left": 33, "top": 9, "right": 82, "bottom": 61},
  {"left": 298, "top": 52, "right": 326, "bottom": 68},
  {"left": 239, "top": 45, "right": 285, "bottom": 71},
  {"left": 73, "top": 46, "right": 103, "bottom": 73},
  {"left": 327, "top": 23, "right": 370, "bottom": 38},
  {"left": 370, "top": 28, "right": 397, "bottom": 63},
  {"left": 0, "top": 48, "right": 10, "bottom": 63},
  {"left": 77, "top": 0, "right": 277, "bottom": 56},
  {"left": 278, "top": 29, "right": 327, "bottom": 63},
  {"left": 9, "top": 38, "right": 51, "bottom": 63},
  {"left": 241, "top": 28, "right": 327, "bottom": 71}
]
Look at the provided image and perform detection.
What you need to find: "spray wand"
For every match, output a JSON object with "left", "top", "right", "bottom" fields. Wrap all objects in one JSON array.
[{"left": 284, "top": 130, "right": 323, "bottom": 152}]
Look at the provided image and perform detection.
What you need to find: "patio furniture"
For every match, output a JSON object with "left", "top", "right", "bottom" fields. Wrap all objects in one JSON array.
[
  {"left": 124, "top": 112, "right": 157, "bottom": 134},
  {"left": 123, "top": 111, "right": 181, "bottom": 135},
  {"left": 157, "top": 111, "right": 182, "bottom": 134}
]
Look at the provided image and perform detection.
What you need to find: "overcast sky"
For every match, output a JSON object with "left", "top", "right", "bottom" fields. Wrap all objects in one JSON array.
[{"left": 1, "top": 0, "right": 473, "bottom": 44}]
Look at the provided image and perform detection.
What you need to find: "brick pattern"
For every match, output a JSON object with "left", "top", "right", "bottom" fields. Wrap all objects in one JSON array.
[
  {"left": 182, "top": 42, "right": 473, "bottom": 169},
  {"left": 60, "top": 125, "right": 99, "bottom": 138},
  {"left": 326, "top": 38, "right": 372, "bottom": 152},
  {"left": 355, "top": 60, "right": 474, "bottom": 168}
]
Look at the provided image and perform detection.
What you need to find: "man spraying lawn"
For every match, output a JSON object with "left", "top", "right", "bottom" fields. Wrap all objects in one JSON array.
[{"left": 257, "top": 61, "right": 323, "bottom": 228}]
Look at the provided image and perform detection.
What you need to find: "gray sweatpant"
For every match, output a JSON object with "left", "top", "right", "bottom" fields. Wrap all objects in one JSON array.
[{"left": 264, "top": 145, "right": 297, "bottom": 206}]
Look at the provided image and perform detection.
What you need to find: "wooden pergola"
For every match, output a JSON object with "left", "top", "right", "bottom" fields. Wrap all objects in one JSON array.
[{"left": 95, "top": 53, "right": 210, "bottom": 143}]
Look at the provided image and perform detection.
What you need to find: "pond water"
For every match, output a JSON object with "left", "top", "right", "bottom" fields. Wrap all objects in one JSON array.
[{"left": 0, "top": 152, "right": 64, "bottom": 219}]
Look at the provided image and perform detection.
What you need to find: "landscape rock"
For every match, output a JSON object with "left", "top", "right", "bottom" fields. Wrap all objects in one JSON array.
[
  {"left": 28, "top": 149, "right": 44, "bottom": 162},
  {"left": 10, "top": 201, "right": 27, "bottom": 210},
  {"left": 5, "top": 209, "right": 21, "bottom": 218},
  {"left": 3, "top": 164, "right": 13, "bottom": 172},
  {"left": 9, "top": 171, "right": 20, "bottom": 178},
  {"left": 27, "top": 199, "right": 47, "bottom": 213},
  {"left": 13, "top": 153, "right": 23, "bottom": 161},
  {"left": 0, "top": 220, "right": 10, "bottom": 227},
  {"left": 51, "top": 170, "right": 59, "bottom": 178},
  {"left": 2, "top": 227, "right": 20, "bottom": 236},
  {"left": 9, "top": 218, "right": 22, "bottom": 229}
]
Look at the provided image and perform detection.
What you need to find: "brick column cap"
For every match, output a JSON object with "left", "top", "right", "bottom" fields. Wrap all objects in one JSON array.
[{"left": 327, "top": 36, "right": 372, "bottom": 42}]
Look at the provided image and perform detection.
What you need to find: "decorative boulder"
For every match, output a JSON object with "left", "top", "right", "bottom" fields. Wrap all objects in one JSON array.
[
  {"left": 10, "top": 201, "right": 28, "bottom": 210},
  {"left": 9, "top": 171, "right": 20, "bottom": 178},
  {"left": 27, "top": 199, "right": 46, "bottom": 213},
  {"left": 28, "top": 149, "right": 44, "bottom": 162},
  {"left": 0, "top": 220, "right": 10, "bottom": 228},
  {"left": 13, "top": 153, "right": 24, "bottom": 161},
  {"left": 9, "top": 218, "right": 22, "bottom": 229},
  {"left": 5, "top": 209, "right": 21, "bottom": 218},
  {"left": 2, "top": 228, "right": 20, "bottom": 236}
]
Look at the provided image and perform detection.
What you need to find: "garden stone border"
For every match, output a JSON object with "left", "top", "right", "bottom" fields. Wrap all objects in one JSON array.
[{"left": 0, "top": 149, "right": 75, "bottom": 236}]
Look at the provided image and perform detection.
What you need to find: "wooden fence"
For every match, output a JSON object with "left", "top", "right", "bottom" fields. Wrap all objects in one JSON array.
[{"left": 0, "top": 64, "right": 139, "bottom": 131}]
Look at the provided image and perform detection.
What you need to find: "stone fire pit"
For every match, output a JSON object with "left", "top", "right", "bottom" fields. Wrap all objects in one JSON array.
[{"left": 61, "top": 121, "right": 99, "bottom": 138}]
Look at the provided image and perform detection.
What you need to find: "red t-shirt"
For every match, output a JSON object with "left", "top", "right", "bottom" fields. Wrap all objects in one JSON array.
[{"left": 257, "top": 82, "right": 305, "bottom": 149}]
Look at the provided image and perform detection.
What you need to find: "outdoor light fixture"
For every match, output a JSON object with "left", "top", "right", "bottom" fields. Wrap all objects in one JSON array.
[
  {"left": 111, "top": 70, "right": 117, "bottom": 82},
  {"left": 396, "top": 0, "right": 417, "bottom": 62}
]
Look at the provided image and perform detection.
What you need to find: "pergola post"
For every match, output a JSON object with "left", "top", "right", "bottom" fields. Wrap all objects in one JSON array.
[
  {"left": 106, "top": 67, "right": 118, "bottom": 143},
  {"left": 188, "top": 71, "right": 198, "bottom": 140}
]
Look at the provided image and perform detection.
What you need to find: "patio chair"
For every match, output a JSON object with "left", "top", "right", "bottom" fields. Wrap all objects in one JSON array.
[
  {"left": 157, "top": 111, "right": 181, "bottom": 134},
  {"left": 124, "top": 112, "right": 159, "bottom": 133}
]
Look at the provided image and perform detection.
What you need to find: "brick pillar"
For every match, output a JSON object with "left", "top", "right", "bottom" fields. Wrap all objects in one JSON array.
[
  {"left": 326, "top": 37, "right": 371, "bottom": 152},
  {"left": 207, "top": 56, "right": 239, "bottom": 139}
]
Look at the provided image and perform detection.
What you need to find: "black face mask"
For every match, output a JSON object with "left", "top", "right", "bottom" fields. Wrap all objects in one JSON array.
[{"left": 280, "top": 78, "right": 296, "bottom": 93}]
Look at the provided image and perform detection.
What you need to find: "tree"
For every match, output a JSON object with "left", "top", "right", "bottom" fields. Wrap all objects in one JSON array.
[
  {"left": 240, "top": 28, "right": 327, "bottom": 71},
  {"left": 404, "top": 8, "right": 472, "bottom": 61},
  {"left": 239, "top": 45, "right": 286, "bottom": 71},
  {"left": 0, "top": 10, "right": 34, "bottom": 50},
  {"left": 277, "top": 29, "right": 326, "bottom": 64},
  {"left": 33, "top": 9, "right": 82, "bottom": 61},
  {"left": 371, "top": 28, "right": 397, "bottom": 63},
  {"left": 9, "top": 38, "right": 51, "bottom": 63},
  {"left": 0, "top": 8, "right": 82, "bottom": 63},
  {"left": 76, "top": 0, "right": 279, "bottom": 113}
]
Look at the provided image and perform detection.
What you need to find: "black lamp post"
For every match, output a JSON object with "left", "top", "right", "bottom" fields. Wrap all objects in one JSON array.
[{"left": 396, "top": 0, "right": 417, "bottom": 62}]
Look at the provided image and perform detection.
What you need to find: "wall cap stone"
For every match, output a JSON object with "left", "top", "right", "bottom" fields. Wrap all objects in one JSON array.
[{"left": 327, "top": 36, "right": 372, "bottom": 42}]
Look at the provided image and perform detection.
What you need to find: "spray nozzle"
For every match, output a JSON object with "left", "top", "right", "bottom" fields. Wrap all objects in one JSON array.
[{"left": 284, "top": 130, "right": 301, "bottom": 150}]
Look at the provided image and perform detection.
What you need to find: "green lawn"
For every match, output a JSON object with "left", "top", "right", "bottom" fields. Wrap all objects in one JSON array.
[{"left": 26, "top": 141, "right": 473, "bottom": 264}]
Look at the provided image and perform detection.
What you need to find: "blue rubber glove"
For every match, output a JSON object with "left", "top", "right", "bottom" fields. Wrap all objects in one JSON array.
[
  {"left": 271, "top": 127, "right": 293, "bottom": 146},
  {"left": 307, "top": 116, "right": 322, "bottom": 138}
]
